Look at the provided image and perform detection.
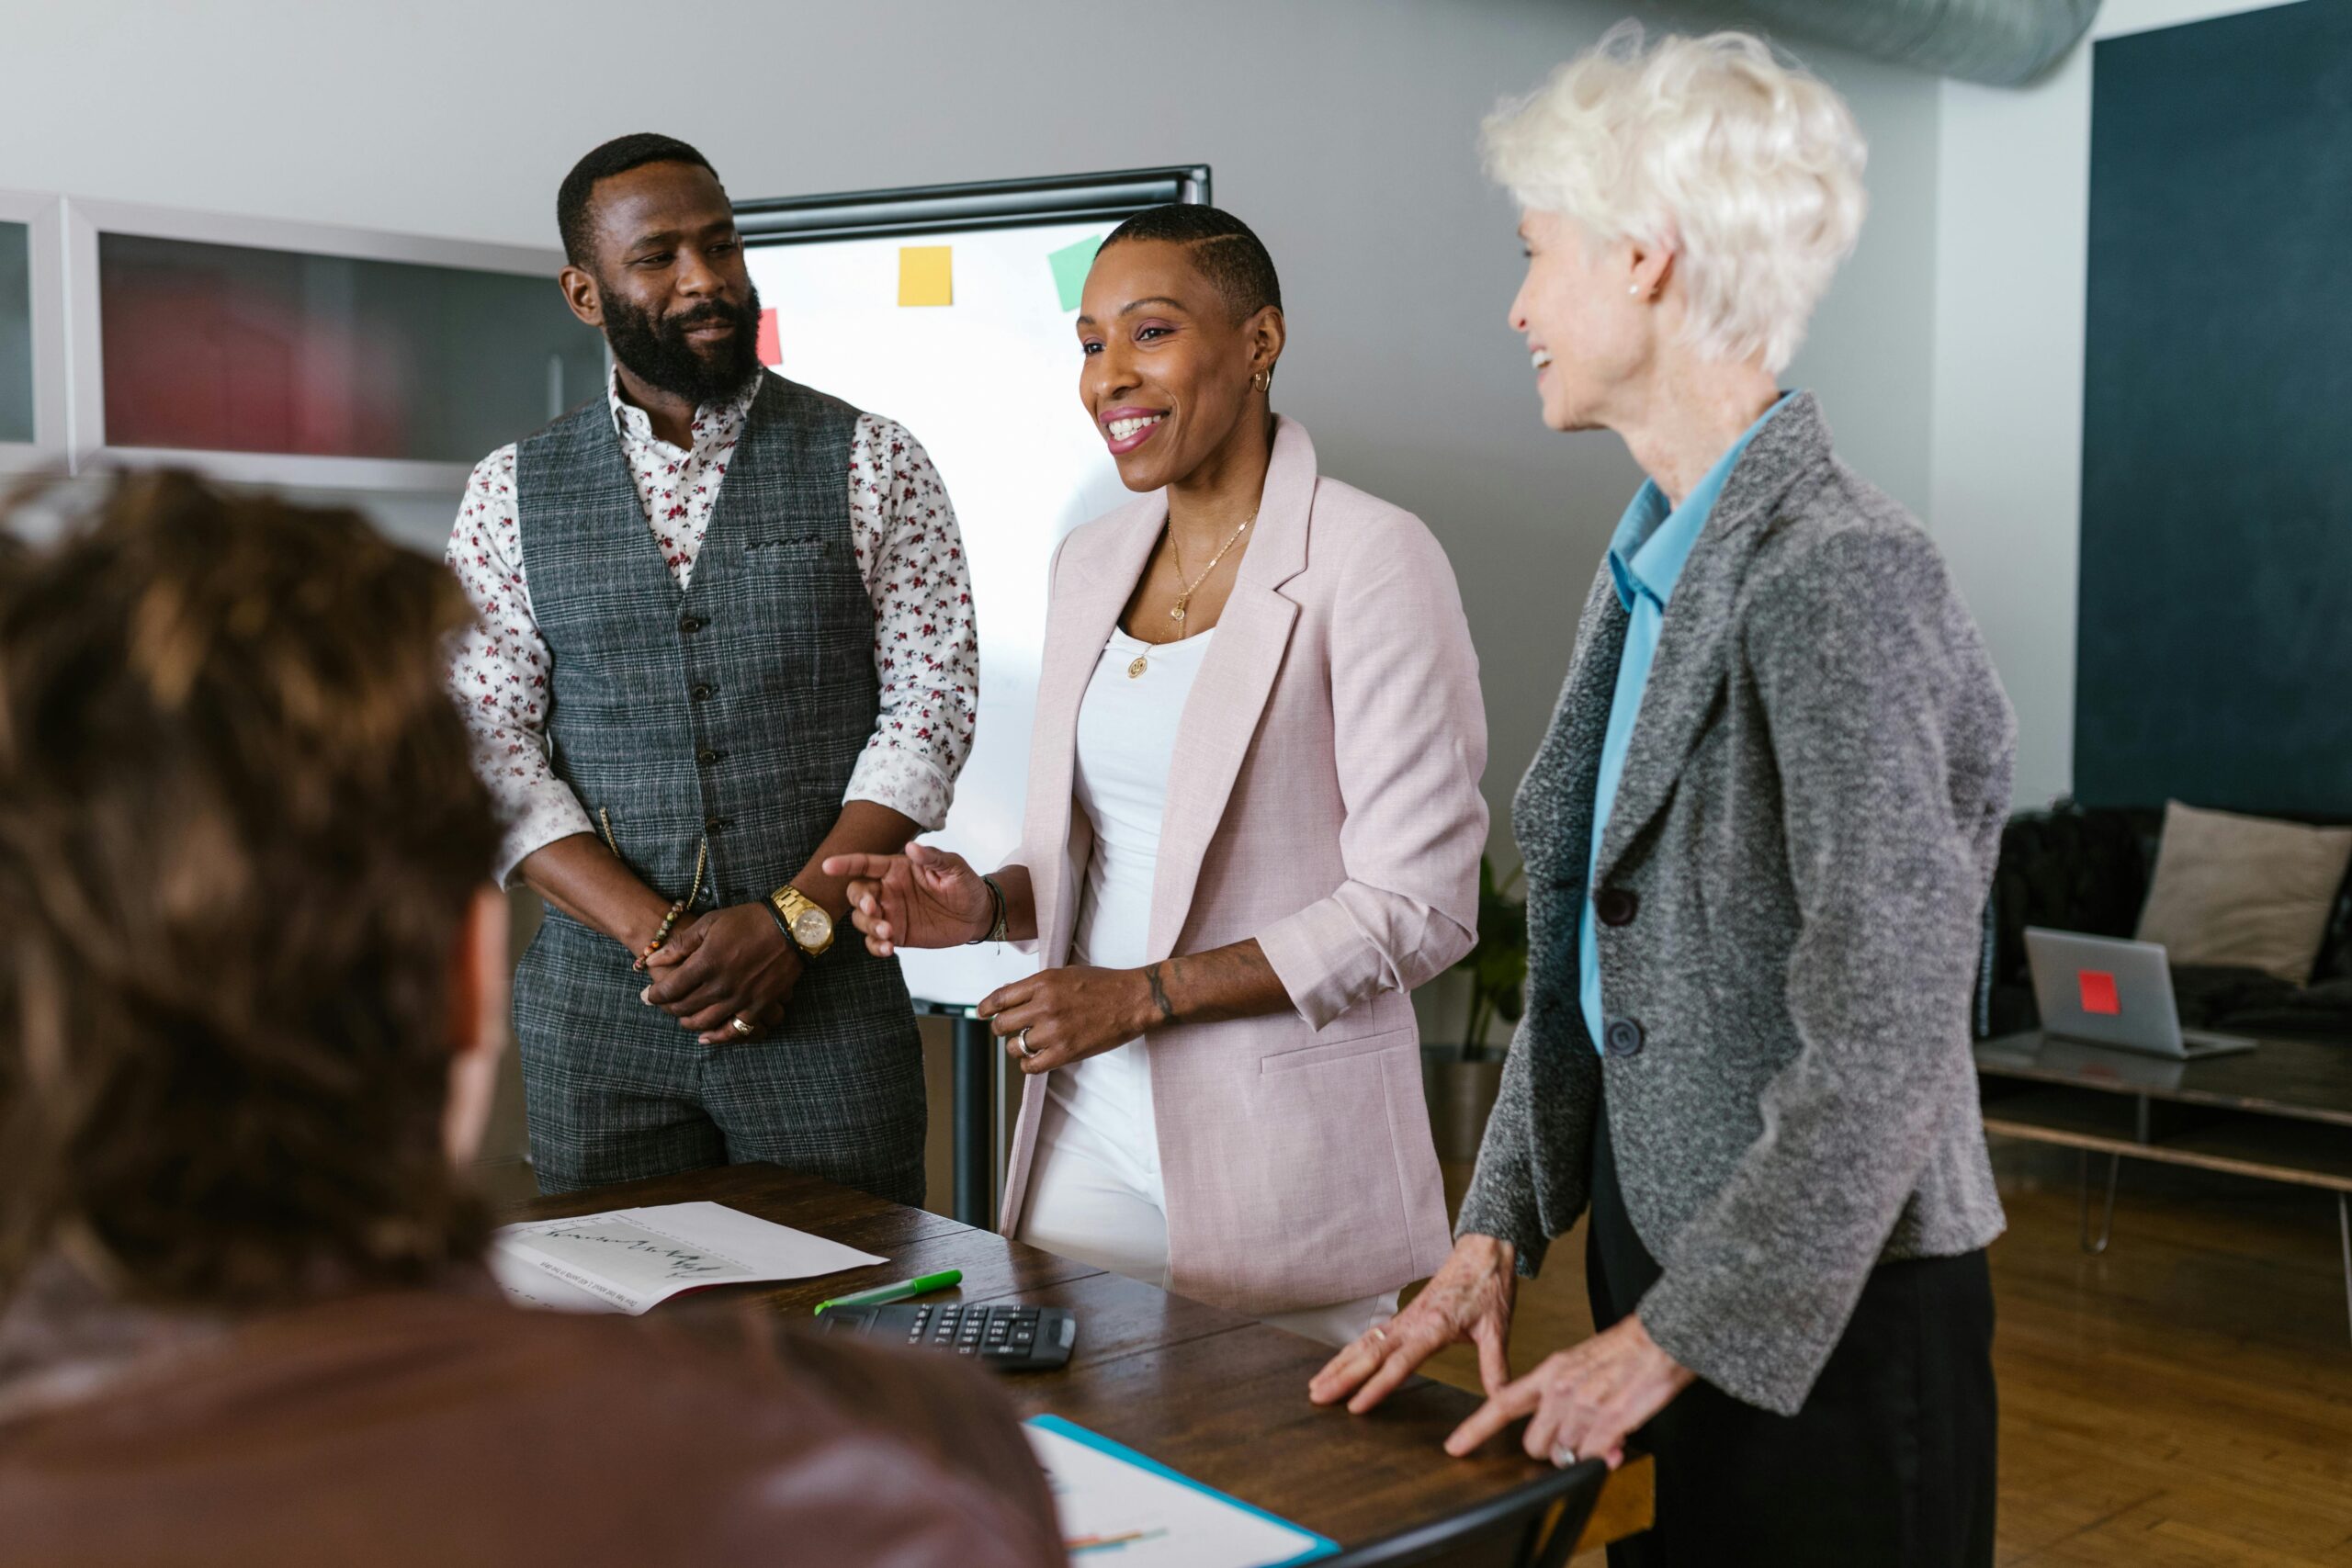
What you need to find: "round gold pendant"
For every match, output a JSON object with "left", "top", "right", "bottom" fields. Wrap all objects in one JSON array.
[
  {"left": 1126, "top": 655, "right": 1148, "bottom": 679},
  {"left": 1169, "top": 605, "right": 1186, "bottom": 622}
]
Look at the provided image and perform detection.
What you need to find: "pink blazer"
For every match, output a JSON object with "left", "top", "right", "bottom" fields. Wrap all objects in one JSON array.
[{"left": 999, "top": 417, "right": 1488, "bottom": 1315}]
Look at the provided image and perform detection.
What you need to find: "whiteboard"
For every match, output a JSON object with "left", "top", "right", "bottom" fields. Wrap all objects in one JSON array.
[{"left": 743, "top": 220, "right": 1134, "bottom": 1008}]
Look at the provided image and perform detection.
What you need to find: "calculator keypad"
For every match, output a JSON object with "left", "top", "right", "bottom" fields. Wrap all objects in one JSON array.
[
  {"left": 822, "top": 1301, "right": 1074, "bottom": 1371},
  {"left": 906, "top": 1303, "right": 1046, "bottom": 1359}
]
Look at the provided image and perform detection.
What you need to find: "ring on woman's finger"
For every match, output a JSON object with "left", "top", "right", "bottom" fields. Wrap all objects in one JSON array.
[
  {"left": 1550, "top": 1444, "right": 1577, "bottom": 1468},
  {"left": 1368, "top": 1325, "right": 1388, "bottom": 1345},
  {"left": 1017, "top": 1026, "right": 1038, "bottom": 1060}
]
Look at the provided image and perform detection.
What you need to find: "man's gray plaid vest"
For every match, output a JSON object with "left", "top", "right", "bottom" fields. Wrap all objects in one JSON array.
[{"left": 511, "top": 373, "right": 924, "bottom": 1201}]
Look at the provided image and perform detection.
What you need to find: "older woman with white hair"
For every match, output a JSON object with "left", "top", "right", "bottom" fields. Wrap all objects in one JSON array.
[{"left": 1312, "top": 27, "right": 2016, "bottom": 1566}]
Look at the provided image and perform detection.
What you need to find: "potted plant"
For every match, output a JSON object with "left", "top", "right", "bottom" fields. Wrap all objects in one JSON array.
[{"left": 1421, "top": 855, "right": 1527, "bottom": 1162}]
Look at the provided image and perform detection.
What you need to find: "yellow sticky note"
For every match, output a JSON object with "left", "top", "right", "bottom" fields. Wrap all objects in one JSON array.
[{"left": 898, "top": 245, "right": 953, "bottom": 307}]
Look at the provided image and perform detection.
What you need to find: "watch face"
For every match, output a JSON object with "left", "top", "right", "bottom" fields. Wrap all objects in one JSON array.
[{"left": 792, "top": 907, "right": 832, "bottom": 946}]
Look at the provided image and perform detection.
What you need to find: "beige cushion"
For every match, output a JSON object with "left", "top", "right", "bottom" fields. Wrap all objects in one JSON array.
[{"left": 2135, "top": 801, "right": 2352, "bottom": 985}]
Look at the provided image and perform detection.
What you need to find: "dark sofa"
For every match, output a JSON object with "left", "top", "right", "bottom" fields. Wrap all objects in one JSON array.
[{"left": 1975, "top": 801, "right": 2352, "bottom": 1042}]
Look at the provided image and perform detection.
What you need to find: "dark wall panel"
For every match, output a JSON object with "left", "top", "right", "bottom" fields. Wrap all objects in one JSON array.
[{"left": 2077, "top": 1, "right": 2352, "bottom": 815}]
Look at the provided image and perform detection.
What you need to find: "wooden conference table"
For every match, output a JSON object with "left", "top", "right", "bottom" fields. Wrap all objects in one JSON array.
[{"left": 514, "top": 1163, "right": 1653, "bottom": 1557}]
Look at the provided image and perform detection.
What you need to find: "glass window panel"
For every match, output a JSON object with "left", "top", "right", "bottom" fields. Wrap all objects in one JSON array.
[
  {"left": 0, "top": 220, "right": 33, "bottom": 445},
  {"left": 97, "top": 233, "right": 605, "bottom": 462}
]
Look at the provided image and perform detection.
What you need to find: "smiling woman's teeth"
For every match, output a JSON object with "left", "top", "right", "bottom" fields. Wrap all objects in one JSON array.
[
  {"left": 1532, "top": 349, "right": 1554, "bottom": 370},
  {"left": 1108, "top": 414, "right": 1162, "bottom": 440}
]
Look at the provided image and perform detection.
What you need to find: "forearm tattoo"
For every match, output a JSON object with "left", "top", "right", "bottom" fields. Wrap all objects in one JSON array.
[{"left": 1145, "top": 962, "right": 1179, "bottom": 1024}]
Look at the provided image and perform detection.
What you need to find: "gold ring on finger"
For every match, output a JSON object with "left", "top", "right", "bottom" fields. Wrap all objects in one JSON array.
[{"left": 729, "top": 1015, "right": 754, "bottom": 1037}]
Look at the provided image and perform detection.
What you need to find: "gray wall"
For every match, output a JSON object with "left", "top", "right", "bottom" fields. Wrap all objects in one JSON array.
[{"left": 0, "top": 0, "right": 1945, "bottom": 862}]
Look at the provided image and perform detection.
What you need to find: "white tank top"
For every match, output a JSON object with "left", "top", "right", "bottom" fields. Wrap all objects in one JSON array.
[{"left": 1047, "top": 624, "right": 1218, "bottom": 1198}]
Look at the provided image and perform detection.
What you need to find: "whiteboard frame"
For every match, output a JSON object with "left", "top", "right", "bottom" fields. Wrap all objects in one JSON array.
[{"left": 737, "top": 165, "right": 1209, "bottom": 246}]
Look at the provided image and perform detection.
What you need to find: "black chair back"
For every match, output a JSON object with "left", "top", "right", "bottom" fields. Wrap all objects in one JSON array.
[{"left": 1318, "top": 1461, "right": 1607, "bottom": 1568}]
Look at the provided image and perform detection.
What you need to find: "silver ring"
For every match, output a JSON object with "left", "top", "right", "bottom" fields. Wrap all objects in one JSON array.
[
  {"left": 729, "top": 1015, "right": 754, "bottom": 1037},
  {"left": 1550, "top": 1444, "right": 1578, "bottom": 1468},
  {"left": 1017, "top": 1026, "right": 1037, "bottom": 1059},
  {"left": 1369, "top": 1325, "right": 1388, "bottom": 1345}
]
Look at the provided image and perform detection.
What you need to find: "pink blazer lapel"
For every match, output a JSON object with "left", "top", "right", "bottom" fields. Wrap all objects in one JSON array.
[
  {"left": 1028, "top": 500, "right": 1163, "bottom": 964},
  {"left": 1145, "top": 417, "right": 1317, "bottom": 959}
]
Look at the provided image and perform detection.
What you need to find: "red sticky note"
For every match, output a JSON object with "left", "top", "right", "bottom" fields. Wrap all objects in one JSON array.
[
  {"left": 754, "top": 307, "right": 781, "bottom": 367},
  {"left": 2077, "top": 970, "right": 2120, "bottom": 1016}
]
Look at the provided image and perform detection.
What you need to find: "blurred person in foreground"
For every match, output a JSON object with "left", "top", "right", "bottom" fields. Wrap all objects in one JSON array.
[{"left": 0, "top": 473, "right": 1058, "bottom": 1568}]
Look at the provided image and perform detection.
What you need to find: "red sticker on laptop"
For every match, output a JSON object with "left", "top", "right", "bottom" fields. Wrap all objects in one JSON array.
[{"left": 2077, "top": 970, "right": 2121, "bottom": 1016}]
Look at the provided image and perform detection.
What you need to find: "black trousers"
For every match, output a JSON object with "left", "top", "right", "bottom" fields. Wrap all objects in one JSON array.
[{"left": 1587, "top": 1093, "right": 1997, "bottom": 1568}]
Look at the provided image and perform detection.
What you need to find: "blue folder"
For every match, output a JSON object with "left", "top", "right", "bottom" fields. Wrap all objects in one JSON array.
[{"left": 1024, "top": 1413, "right": 1339, "bottom": 1565}]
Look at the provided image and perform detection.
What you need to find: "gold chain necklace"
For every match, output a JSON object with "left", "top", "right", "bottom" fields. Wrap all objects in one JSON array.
[
  {"left": 1168, "top": 512, "right": 1254, "bottom": 625},
  {"left": 1125, "top": 511, "right": 1255, "bottom": 680}
]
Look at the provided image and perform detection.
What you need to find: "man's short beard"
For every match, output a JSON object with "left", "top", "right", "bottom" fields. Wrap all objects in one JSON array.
[{"left": 600, "top": 281, "right": 763, "bottom": 407}]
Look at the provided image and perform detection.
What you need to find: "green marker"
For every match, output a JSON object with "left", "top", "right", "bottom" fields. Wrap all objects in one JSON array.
[{"left": 814, "top": 1268, "right": 963, "bottom": 1316}]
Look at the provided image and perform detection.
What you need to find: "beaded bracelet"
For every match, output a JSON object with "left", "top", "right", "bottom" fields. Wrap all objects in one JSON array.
[
  {"left": 634, "top": 898, "right": 687, "bottom": 971},
  {"left": 630, "top": 839, "right": 710, "bottom": 972}
]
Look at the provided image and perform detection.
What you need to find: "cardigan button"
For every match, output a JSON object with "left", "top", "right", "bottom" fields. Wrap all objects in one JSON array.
[
  {"left": 1595, "top": 888, "right": 1639, "bottom": 928},
  {"left": 696, "top": 749, "right": 720, "bottom": 766},
  {"left": 679, "top": 615, "right": 704, "bottom": 634},
  {"left": 691, "top": 682, "right": 714, "bottom": 701},
  {"left": 1604, "top": 1018, "right": 1645, "bottom": 1058}
]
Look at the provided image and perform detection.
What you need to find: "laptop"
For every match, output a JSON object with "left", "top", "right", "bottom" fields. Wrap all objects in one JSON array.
[{"left": 2023, "top": 928, "right": 2259, "bottom": 1060}]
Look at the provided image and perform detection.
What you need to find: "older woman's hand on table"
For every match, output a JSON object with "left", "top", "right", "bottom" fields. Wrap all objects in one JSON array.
[
  {"left": 1443, "top": 1313, "right": 1693, "bottom": 1471},
  {"left": 1310, "top": 1233, "right": 1520, "bottom": 1409},
  {"left": 1308, "top": 1233, "right": 1692, "bottom": 1470}
]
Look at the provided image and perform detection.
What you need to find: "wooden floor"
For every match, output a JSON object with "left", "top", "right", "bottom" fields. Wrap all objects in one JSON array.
[{"left": 1409, "top": 1145, "right": 2352, "bottom": 1564}]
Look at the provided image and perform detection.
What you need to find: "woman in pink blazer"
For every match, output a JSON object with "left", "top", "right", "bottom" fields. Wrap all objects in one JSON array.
[{"left": 826, "top": 205, "right": 1487, "bottom": 1342}]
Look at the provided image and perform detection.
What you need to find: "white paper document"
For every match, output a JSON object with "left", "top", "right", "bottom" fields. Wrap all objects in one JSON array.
[
  {"left": 1024, "top": 1416, "right": 1335, "bottom": 1567},
  {"left": 490, "top": 1201, "right": 884, "bottom": 1315}
]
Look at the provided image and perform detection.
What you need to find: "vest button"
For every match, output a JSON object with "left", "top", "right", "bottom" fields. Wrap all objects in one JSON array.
[
  {"left": 696, "top": 749, "right": 720, "bottom": 766},
  {"left": 704, "top": 815, "right": 729, "bottom": 834},
  {"left": 692, "top": 683, "right": 714, "bottom": 701},
  {"left": 1596, "top": 888, "right": 1639, "bottom": 928},
  {"left": 679, "top": 615, "right": 703, "bottom": 635},
  {"left": 1604, "top": 1018, "right": 1645, "bottom": 1057}
]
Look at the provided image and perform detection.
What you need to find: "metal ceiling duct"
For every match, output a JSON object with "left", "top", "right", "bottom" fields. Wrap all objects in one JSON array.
[{"left": 1692, "top": 0, "right": 2102, "bottom": 85}]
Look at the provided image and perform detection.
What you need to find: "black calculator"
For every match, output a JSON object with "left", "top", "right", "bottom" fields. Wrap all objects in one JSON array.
[{"left": 820, "top": 1300, "right": 1077, "bottom": 1371}]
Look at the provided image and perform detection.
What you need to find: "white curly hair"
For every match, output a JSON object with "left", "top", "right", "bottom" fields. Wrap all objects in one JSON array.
[{"left": 1483, "top": 23, "right": 1868, "bottom": 374}]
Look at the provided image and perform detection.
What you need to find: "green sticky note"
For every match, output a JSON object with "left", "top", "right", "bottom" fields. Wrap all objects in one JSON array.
[{"left": 1048, "top": 233, "right": 1104, "bottom": 312}]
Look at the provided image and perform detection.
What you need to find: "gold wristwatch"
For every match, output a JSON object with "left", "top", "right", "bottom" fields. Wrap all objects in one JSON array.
[{"left": 768, "top": 885, "right": 836, "bottom": 957}]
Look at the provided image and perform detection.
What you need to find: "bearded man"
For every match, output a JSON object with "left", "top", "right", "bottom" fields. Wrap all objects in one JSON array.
[{"left": 445, "top": 132, "right": 976, "bottom": 1200}]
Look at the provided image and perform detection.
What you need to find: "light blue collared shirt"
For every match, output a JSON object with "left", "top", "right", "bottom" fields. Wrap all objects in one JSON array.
[{"left": 1579, "top": 395, "right": 1791, "bottom": 1054}]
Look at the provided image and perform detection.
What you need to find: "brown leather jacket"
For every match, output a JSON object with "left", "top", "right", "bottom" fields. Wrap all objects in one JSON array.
[{"left": 0, "top": 1258, "right": 1062, "bottom": 1567}]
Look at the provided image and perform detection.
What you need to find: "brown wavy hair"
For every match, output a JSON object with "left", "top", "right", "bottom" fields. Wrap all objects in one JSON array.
[{"left": 0, "top": 472, "right": 502, "bottom": 1306}]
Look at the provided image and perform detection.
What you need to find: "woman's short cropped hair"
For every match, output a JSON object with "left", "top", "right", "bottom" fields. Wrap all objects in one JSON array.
[
  {"left": 0, "top": 472, "right": 501, "bottom": 1306},
  {"left": 1098, "top": 203, "right": 1282, "bottom": 324},
  {"left": 1483, "top": 23, "right": 1867, "bottom": 374}
]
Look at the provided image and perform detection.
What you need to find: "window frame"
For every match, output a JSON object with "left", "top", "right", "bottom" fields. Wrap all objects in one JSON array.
[
  {"left": 61, "top": 197, "right": 587, "bottom": 491},
  {"left": 0, "top": 189, "right": 68, "bottom": 477}
]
